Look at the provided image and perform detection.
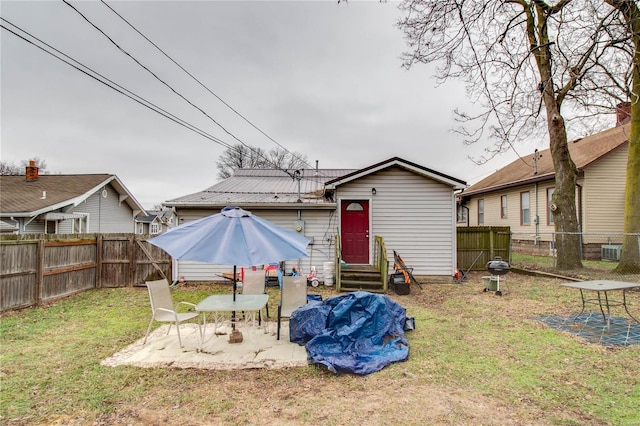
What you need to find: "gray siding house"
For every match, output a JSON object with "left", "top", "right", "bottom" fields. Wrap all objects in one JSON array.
[
  {"left": 164, "top": 157, "right": 466, "bottom": 282},
  {"left": 0, "top": 164, "right": 146, "bottom": 234}
]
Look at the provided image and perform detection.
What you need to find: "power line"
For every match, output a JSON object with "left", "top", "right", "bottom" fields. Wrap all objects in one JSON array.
[
  {"left": 67, "top": 0, "right": 329, "bottom": 183},
  {"left": 0, "top": 17, "right": 236, "bottom": 152},
  {"left": 63, "top": 0, "right": 309, "bottom": 179},
  {"left": 99, "top": 0, "right": 313, "bottom": 171}
]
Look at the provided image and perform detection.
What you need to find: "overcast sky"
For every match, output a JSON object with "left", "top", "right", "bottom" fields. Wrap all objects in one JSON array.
[{"left": 2, "top": 0, "right": 527, "bottom": 209}]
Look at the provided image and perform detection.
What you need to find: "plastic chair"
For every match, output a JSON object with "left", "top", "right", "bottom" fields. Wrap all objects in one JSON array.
[
  {"left": 241, "top": 269, "right": 269, "bottom": 325},
  {"left": 277, "top": 275, "right": 307, "bottom": 340},
  {"left": 143, "top": 279, "right": 201, "bottom": 348}
]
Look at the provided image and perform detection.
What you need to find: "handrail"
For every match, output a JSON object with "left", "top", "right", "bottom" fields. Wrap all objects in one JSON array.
[
  {"left": 374, "top": 236, "right": 388, "bottom": 292},
  {"left": 334, "top": 233, "right": 387, "bottom": 292},
  {"left": 334, "top": 232, "right": 341, "bottom": 290}
]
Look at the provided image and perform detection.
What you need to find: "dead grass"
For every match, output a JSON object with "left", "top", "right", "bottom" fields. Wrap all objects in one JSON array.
[{"left": 1, "top": 271, "right": 639, "bottom": 425}]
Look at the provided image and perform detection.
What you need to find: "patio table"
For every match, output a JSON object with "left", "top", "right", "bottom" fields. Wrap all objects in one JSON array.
[
  {"left": 196, "top": 294, "right": 269, "bottom": 350},
  {"left": 561, "top": 280, "right": 640, "bottom": 328}
]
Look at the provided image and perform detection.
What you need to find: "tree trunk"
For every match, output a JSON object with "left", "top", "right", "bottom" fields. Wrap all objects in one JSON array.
[
  {"left": 548, "top": 112, "right": 583, "bottom": 270},
  {"left": 529, "top": 3, "right": 583, "bottom": 270},
  {"left": 614, "top": 0, "right": 640, "bottom": 272}
]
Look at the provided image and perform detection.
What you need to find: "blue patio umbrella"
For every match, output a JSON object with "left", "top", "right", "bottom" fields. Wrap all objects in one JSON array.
[{"left": 148, "top": 206, "right": 310, "bottom": 329}]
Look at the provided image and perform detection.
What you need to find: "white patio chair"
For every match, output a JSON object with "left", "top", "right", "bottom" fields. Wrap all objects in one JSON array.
[
  {"left": 241, "top": 269, "right": 269, "bottom": 326},
  {"left": 277, "top": 275, "right": 307, "bottom": 340},
  {"left": 143, "top": 279, "right": 201, "bottom": 348}
]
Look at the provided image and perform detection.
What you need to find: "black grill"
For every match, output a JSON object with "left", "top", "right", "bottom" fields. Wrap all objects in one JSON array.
[{"left": 486, "top": 259, "right": 510, "bottom": 275}]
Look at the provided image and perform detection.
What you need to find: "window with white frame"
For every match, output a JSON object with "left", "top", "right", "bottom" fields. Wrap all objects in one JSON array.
[
  {"left": 500, "top": 195, "right": 507, "bottom": 219},
  {"left": 478, "top": 199, "right": 484, "bottom": 225},
  {"left": 521, "top": 192, "right": 530, "bottom": 225},
  {"left": 547, "top": 187, "right": 555, "bottom": 225},
  {"left": 150, "top": 223, "right": 161, "bottom": 234},
  {"left": 457, "top": 205, "right": 468, "bottom": 223}
]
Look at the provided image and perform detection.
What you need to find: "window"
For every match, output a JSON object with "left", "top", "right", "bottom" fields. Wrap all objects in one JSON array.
[
  {"left": 520, "top": 192, "right": 530, "bottom": 225},
  {"left": 150, "top": 223, "right": 161, "bottom": 234},
  {"left": 457, "top": 205, "right": 468, "bottom": 223},
  {"left": 346, "top": 202, "right": 364, "bottom": 211},
  {"left": 500, "top": 195, "right": 507, "bottom": 219},
  {"left": 547, "top": 188, "right": 555, "bottom": 225},
  {"left": 477, "top": 199, "right": 484, "bottom": 225},
  {"left": 45, "top": 220, "right": 57, "bottom": 234}
]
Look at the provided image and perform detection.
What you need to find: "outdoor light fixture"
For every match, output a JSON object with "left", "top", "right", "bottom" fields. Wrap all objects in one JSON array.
[{"left": 371, "top": 188, "right": 377, "bottom": 195}]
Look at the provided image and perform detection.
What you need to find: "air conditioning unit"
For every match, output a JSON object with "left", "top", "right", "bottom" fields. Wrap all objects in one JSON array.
[{"left": 601, "top": 244, "right": 622, "bottom": 261}]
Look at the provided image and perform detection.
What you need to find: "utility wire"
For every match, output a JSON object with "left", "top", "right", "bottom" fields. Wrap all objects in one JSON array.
[
  {"left": 100, "top": 0, "right": 313, "bottom": 171},
  {"left": 62, "top": 2, "right": 240, "bottom": 145},
  {"left": 0, "top": 18, "right": 235, "bottom": 152},
  {"left": 64, "top": 0, "right": 310, "bottom": 180}
]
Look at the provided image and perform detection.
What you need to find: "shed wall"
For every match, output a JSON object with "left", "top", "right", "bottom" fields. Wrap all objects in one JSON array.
[{"left": 336, "top": 167, "right": 457, "bottom": 276}]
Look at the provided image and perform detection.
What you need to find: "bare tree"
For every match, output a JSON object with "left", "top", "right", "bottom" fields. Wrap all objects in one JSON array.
[
  {"left": 265, "top": 147, "right": 308, "bottom": 171},
  {"left": 216, "top": 145, "right": 268, "bottom": 180},
  {"left": 1, "top": 157, "right": 48, "bottom": 175},
  {"left": 216, "top": 144, "right": 308, "bottom": 180},
  {"left": 0, "top": 161, "right": 22, "bottom": 175},
  {"left": 398, "top": 0, "right": 632, "bottom": 269},
  {"left": 604, "top": 0, "right": 640, "bottom": 272}
]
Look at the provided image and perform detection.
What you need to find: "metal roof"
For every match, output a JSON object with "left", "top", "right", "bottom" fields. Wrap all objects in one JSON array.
[{"left": 166, "top": 168, "right": 356, "bottom": 208}]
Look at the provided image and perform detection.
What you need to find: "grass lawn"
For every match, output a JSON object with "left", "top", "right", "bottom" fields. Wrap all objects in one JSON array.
[{"left": 1, "top": 272, "right": 639, "bottom": 425}]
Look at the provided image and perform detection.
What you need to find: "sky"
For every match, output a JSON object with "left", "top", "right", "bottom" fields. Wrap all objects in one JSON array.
[{"left": 1, "top": 0, "right": 528, "bottom": 210}]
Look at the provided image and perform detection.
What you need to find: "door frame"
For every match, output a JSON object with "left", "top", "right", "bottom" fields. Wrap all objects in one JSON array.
[{"left": 338, "top": 198, "right": 373, "bottom": 264}]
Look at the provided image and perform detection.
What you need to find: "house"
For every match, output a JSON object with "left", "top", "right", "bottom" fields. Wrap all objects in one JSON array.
[
  {"left": 0, "top": 162, "right": 147, "bottom": 234},
  {"left": 163, "top": 157, "right": 466, "bottom": 285},
  {"left": 458, "top": 121, "right": 631, "bottom": 260},
  {"left": 135, "top": 209, "right": 176, "bottom": 235}
]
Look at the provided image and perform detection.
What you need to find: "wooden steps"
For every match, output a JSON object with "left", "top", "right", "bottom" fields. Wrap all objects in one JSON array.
[{"left": 339, "top": 264, "right": 385, "bottom": 293}]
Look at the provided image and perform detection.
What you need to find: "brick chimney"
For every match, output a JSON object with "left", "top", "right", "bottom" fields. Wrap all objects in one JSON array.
[
  {"left": 616, "top": 102, "right": 631, "bottom": 126},
  {"left": 25, "top": 160, "right": 39, "bottom": 181}
]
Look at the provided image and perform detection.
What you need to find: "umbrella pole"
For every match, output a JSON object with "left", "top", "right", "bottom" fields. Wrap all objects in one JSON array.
[
  {"left": 229, "top": 265, "right": 243, "bottom": 343},
  {"left": 232, "top": 265, "right": 237, "bottom": 329}
]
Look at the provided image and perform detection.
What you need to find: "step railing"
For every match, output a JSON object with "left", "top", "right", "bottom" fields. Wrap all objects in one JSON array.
[
  {"left": 373, "top": 236, "right": 388, "bottom": 292},
  {"left": 334, "top": 234, "right": 388, "bottom": 292},
  {"left": 334, "top": 233, "right": 342, "bottom": 290}
]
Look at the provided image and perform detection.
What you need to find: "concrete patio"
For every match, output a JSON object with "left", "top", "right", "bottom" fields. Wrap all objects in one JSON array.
[{"left": 101, "top": 320, "right": 309, "bottom": 370}]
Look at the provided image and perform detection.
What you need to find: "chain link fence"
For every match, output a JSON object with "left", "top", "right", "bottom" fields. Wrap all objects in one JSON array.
[{"left": 510, "top": 232, "right": 640, "bottom": 280}]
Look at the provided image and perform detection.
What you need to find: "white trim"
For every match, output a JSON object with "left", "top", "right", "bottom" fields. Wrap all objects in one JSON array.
[{"left": 327, "top": 159, "right": 466, "bottom": 190}]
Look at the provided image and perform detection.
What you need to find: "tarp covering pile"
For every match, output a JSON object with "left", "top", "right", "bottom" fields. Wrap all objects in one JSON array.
[{"left": 289, "top": 291, "right": 409, "bottom": 375}]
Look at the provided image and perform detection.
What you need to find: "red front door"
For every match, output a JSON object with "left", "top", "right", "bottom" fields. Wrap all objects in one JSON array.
[{"left": 341, "top": 200, "right": 369, "bottom": 264}]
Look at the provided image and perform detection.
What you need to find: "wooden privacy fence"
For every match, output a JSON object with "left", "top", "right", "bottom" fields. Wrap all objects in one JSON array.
[
  {"left": 457, "top": 226, "right": 511, "bottom": 271},
  {"left": 0, "top": 233, "right": 171, "bottom": 312}
]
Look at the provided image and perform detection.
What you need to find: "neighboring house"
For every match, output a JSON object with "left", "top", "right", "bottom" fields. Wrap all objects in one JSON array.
[
  {"left": 135, "top": 209, "right": 175, "bottom": 235},
  {"left": 0, "top": 162, "right": 146, "bottom": 234},
  {"left": 458, "top": 121, "right": 631, "bottom": 259},
  {"left": 0, "top": 220, "right": 19, "bottom": 234},
  {"left": 164, "top": 157, "right": 466, "bottom": 282}
]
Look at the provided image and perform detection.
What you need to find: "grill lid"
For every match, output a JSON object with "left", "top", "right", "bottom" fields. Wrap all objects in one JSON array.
[{"left": 486, "top": 260, "right": 510, "bottom": 275}]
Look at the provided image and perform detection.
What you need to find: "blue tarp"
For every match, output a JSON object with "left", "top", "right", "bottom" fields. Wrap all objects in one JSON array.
[{"left": 289, "top": 291, "right": 409, "bottom": 375}]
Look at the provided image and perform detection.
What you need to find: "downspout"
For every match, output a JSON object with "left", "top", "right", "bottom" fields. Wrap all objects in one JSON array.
[
  {"left": 535, "top": 182, "right": 540, "bottom": 245},
  {"left": 576, "top": 183, "right": 583, "bottom": 232}
]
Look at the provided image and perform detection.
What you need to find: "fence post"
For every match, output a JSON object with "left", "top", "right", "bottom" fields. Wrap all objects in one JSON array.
[
  {"left": 96, "top": 234, "right": 103, "bottom": 289},
  {"left": 129, "top": 235, "right": 135, "bottom": 287},
  {"left": 36, "top": 238, "right": 44, "bottom": 306},
  {"left": 489, "top": 228, "right": 495, "bottom": 259}
]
